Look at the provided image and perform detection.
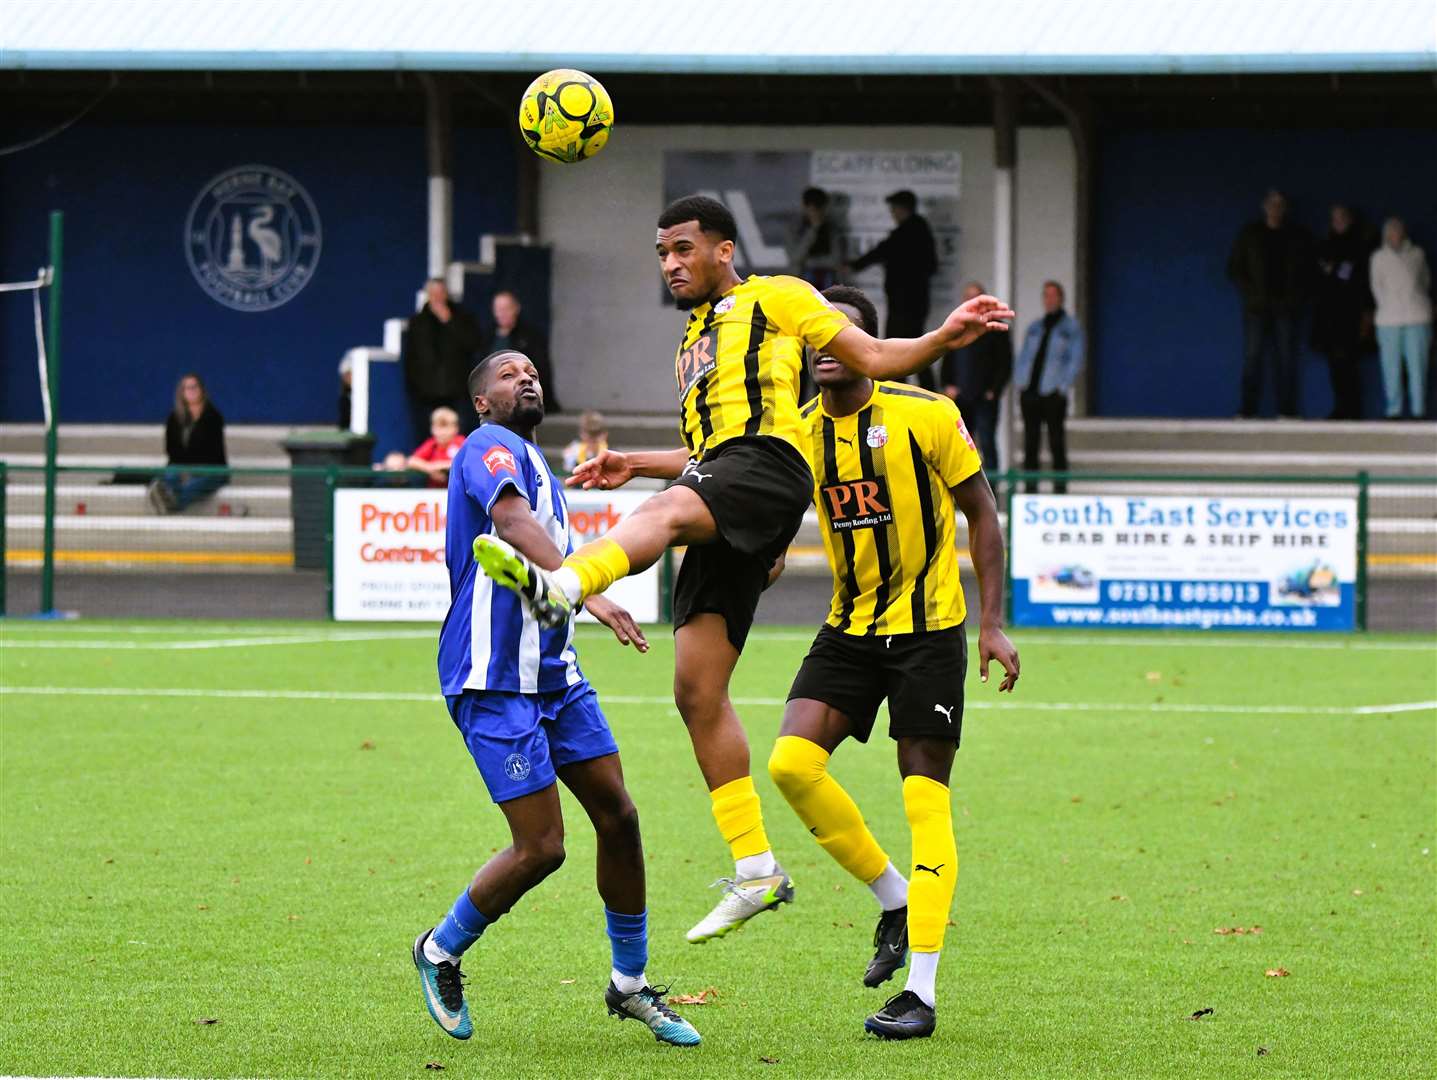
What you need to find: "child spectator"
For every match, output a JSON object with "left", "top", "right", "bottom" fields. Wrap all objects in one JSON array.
[
  {"left": 407, "top": 406, "right": 466, "bottom": 488},
  {"left": 563, "top": 410, "right": 609, "bottom": 474}
]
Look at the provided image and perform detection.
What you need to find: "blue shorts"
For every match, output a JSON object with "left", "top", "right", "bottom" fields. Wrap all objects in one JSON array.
[{"left": 446, "top": 681, "right": 619, "bottom": 803}]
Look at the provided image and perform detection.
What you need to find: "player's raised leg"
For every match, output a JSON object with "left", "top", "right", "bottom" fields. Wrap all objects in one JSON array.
[
  {"left": 414, "top": 782, "right": 567, "bottom": 1040},
  {"left": 865, "top": 736, "right": 957, "bottom": 1041},
  {"left": 770, "top": 695, "right": 911, "bottom": 987},
  {"left": 677, "top": 613, "right": 793, "bottom": 942},
  {"left": 557, "top": 749, "right": 700, "bottom": 1046},
  {"left": 474, "top": 482, "right": 716, "bottom": 629}
]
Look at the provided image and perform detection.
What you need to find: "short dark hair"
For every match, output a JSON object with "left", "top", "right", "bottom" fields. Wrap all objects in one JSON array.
[
  {"left": 821, "top": 285, "right": 879, "bottom": 337},
  {"left": 657, "top": 195, "right": 737, "bottom": 242},
  {"left": 468, "top": 349, "right": 525, "bottom": 400},
  {"left": 1043, "top": 279, "right": 1065, "bottom": 300},
  {"left": 801, "top": 187, "right": 829, "bottom": 210},
  {"left": 885, "top": 189, "right": 917, "bottom": 212}
]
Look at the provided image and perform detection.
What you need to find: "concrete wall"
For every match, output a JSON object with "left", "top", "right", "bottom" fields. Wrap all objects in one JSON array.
[{"left": 540, "top": 125, "right": 1075, "bottom": 417}]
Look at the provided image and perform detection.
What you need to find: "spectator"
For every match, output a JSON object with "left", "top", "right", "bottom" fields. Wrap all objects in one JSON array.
[
  {"left": 848, "top": 189, "right": 941, "bottom": 389},
  {"left": 148, "top": 373, "right": 229, "bottom": 514},
  {"left": 787, "top": 187, "right": 844, "bottom": 291},
  {"left": 1370, "top": 217, "right": 1432, "bottom": 419},
  {"left": 941, "top": 279, "right": 1012, "bottom": 477},
  {"left": 482, "top": 290, "right": 560, "bottom": 413},
  {"left": 1312, "top": 204, "right": 1375, "bottom": 420},
  {"left": 407, "top": 406, "right": 467, "bottom": 488},
  {"left": 338, "top": 353, "right": 353, "bottom": 430},
  {"left": 1013, "top": 281, "right": 1085, "bottom": 495},
  {"left": 563, "top": 410, "right": 609, "bottom": 474},
  {"left": 403, "top": 278, "right": 483, "bottom": 442},
  {"left": 1227, "top": 189, "right": 1313, "bottom": 418}
]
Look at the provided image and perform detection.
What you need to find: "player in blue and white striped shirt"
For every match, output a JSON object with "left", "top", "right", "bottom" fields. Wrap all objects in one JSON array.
[{"left": 412, "top": 350, "right": 700, "bottom": 1048}]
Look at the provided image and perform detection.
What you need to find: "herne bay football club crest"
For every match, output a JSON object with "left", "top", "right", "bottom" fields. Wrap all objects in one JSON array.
[{"left": 185, "top": 165, "right": 322, "bottom": 312}]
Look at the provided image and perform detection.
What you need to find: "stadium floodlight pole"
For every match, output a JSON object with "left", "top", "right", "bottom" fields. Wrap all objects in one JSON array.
[{"left": 40, "top": 210, "right": 64, "bottom": 616}]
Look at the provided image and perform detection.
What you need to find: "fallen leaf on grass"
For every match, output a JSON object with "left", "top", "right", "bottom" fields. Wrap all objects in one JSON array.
[
  {"left": 832, "top": 921, "right": 854, "bottom": 929},
  {"left": 947, "top": 919, "right": 957, "bottom": 927},
  {"left": 1265, "top": 968, "right": 1290, "bottom": 978},
  {"left": 1187, "top": 1008, "right": 1214, "bottom": 1021},
  {"left": 1145, "top": 671, "right": 1163, "bottom": 682},
  {"left": 360, "top": 740, "right": 376, "bottom": 750},
  {"left": 287, "top": 914, "right": 302, "bottom": 921},
  {"left": 759, "top": 1056, "right": 780, "bottom": 1064},
  {"left": 196, "top": 904, "right": 209, "bottom": 910},
  {"left": 1070, "top": 795, "right": 1083, "bottom": 803},
  {"left": 1257, "top": 1047, "right": 1270, "bottom": 1056},
  {"left": 668, "top": 988, "right": 719, "bottom": 1006},
  {"left": 424, "top": 1063, "right": 445, "bottom": 1071},
  {"left": 1110, "top": 894, "right": 1128, "bottom": 902},
  {"left": 193, "top": 1018, "right": 219, "bottom": 1026},
  {"left": 1214, "top": 925, "right": 1263, "bottom": 935},
  {"left": 1352, "top": 889, "right": 1364, "bottom": 896},
  {"left": 559, "top": 978, "right": 576, "bottom": 985}
]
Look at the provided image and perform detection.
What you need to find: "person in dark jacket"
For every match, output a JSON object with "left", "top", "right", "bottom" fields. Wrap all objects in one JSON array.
[
  {"left": 848, "top": 189, "right": 941, "bottom": 389},
  {"left": 942, "top": 280, "right": 1012, "bottom": 476},
  {"left": 480, "top": 290, "right": 560, "bottom": 413},
  {"left": 403, "top": 279, "right": 484, "bottom": 439},
  {"left": 1227, "top": 190, "right": 1313, "bottom": 418},
  {"left": 148, "top": 373, "right": 229, "bottom": 513},
  {"left": 1311, "top": 204, "right": 1375, "bottom": 420}
]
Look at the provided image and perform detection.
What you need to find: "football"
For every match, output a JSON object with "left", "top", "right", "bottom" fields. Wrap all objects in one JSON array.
[{"left": 517, "top": 69, "right": 614, "bottom": 164}]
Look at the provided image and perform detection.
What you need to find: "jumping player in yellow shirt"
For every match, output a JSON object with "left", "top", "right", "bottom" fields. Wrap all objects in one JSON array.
[{"left": 473, "top": 196, "right": 1015, "bottom": 943}]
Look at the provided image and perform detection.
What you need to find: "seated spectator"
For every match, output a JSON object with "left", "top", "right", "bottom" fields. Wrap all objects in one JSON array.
[
  {"left": 563, "top": 410, "right": 609, "bottom": 473},
  {"left": 148, "top": 373, "right": 228, "bottom": 514},
  {"left": 407, "top": 406, "right": 466, "bottom": 488}
]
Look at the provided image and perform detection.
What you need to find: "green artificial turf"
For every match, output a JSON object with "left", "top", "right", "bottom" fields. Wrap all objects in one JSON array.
[{"left": 1, "top": 620, "right": 1434, "bottom": 1078}]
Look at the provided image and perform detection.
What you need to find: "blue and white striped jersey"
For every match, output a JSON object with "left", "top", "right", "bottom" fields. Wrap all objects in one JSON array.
[{"left": 437, "top": 423, "right": 581, "bottom": 695}]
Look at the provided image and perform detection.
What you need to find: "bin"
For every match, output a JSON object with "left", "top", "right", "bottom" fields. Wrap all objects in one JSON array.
[{"left": 282, "top": 432, "right": 375, "bottom": 569}]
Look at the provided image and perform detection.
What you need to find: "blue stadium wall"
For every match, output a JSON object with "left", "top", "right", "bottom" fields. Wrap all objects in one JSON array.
[
  {"left": 0, "top": 124, "right": 516, "bottom": 423},
  {"left": 1094, "top": 127, "right": 1437, "bottom": 418}
]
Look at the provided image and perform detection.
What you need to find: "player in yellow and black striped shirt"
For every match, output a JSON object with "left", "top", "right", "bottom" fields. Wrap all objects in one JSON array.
[
  {"left": 769, "top": 285, "right": 1019, "bottom": 1040},
  {"left": 474, "top": 197, "right": 1015, "bottom": 947}
]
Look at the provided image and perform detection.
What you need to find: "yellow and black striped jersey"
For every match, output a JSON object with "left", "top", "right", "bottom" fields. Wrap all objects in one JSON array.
[
  {"left": 674, "top": 275, "right": 852, "bottom": 459},
  {"left": 799, "top": 382, "right": 983, "bottom": 636}
]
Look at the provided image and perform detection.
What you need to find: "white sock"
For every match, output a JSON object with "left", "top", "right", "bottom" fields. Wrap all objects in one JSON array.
[
  {"left": 553, "top": 566, "right": 583, "bottom": 605},
  {"left": 868, "top": 862, "right": 909, "bottom": 911},
  {"left": 611, "top": 969, "right": 646, "bottom": 994},
  {"left": 905, "top": 950, "right": 940, "bottom": 1008},
  {"left": 735, "top": 850, "right": 778, "bottom": 879},
  {"left": 423, "top": 933, "right": 459, "bottom": 966}
]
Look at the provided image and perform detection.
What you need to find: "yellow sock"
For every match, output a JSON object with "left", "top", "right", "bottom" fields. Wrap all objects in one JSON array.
[
  {"left": 768, "top": 736, "right": 889, "bottom": 884},
  {"left": 709, "top": 776, "right": 771, "bottom": 861},
  {"left": 561, "top": 538, "right": 630, "bottom": 601},
  {"left": 903, "top": 774, "right": 957, "bottom": 952}
]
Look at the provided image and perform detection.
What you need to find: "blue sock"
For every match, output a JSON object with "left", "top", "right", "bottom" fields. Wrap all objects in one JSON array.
[
  {"left": 432, "top": 888, "right": 490, "bottom": 958},
  {"left": 605, "top": 908, "right": 648, "bottom": 978}
]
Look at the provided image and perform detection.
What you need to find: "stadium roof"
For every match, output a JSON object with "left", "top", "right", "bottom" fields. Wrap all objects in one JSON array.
[{"left": 3, "top": 0, "right": 1434, "bottom": 75}]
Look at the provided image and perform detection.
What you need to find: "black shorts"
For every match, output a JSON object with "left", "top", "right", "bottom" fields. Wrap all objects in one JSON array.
[
  {"left": 787, "top": 623, "right": 968, "bottom": 744},
  {"left": 670, "top": 435, "right": 813, "bottom": 652}
]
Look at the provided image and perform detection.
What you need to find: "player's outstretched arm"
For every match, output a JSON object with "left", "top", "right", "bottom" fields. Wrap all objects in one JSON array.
[
  {"left": 952, "top": 471, "right": 1020, "bottom": 693},
  {"left": 825, "top": 294, "right": 1016, "bottom": 381},
  {"left": 566, "top": 447, "right": 690, "bottom": 490}
]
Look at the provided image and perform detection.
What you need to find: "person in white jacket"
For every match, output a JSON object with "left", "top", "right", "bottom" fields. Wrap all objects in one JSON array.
[{"left": 1369, "top": 218, "right": 1432, "bottom": 419}]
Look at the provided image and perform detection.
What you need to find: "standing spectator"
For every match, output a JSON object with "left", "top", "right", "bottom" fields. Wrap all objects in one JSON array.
[
  {"left": 942, "top": 280, "right": 1012, "bottom": 477},
  {"left": 338, "top": 353, "right": 354, "bottom": 430},
  {"left": 482, "top": 290, "right": 560, "bottom": 413},
  {"left": 848, "top": 189, "right": 940, "bottom": 389},
  {"left": 1013, "top": 281, "right": 1085, "bottom": 494},
  {"left": 403, "top": 278, "right": 483, "bottom": 442},
  {"left": 1312, "top": 204, "right": 1375, "bottom": 420},
  {"left": 563, "top": 410, "right": 609, "bottom": 474},
  {"left": 1227, "top": 189, "right": 1313, "bottom": 418},
  {"left": 407, "top": 406, "right": 467, "bottom": 488},
  {"left": 148, "top": 373, "right": 229, "bottom": 514},
  {"left": 787, "top": 187, "right": 844, "bottom": 290},
  {"left": 1370, "top": 217, "right": 1432, "bottom": 419}
]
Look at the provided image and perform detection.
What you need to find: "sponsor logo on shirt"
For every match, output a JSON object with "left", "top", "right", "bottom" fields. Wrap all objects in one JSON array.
[
  {"left": 483, "top": 445, "right": 518, "bottom": 476},
  {"left": 821, "top": 477, "right": 894, "bottom": 532},
  {"left": 956, "top": 417, "right": 977, "bottom": 451},
  {"left": 676, "top": 331, "right": 718, "bottom": 398}
]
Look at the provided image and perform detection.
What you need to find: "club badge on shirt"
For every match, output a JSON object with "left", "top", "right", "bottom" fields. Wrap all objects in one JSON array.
[
  {"left": 866, "top": 424, "right": 889, "bottom": 449},
  {"left": 483, "top": 445, "right": 518, "bottom": 476},
  {"left": 714, "top": 296, "right": 736, "bottom": 315}
]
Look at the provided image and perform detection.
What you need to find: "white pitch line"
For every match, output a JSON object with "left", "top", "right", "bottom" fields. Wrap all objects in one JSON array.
[
  {"left": 1, "top": 685, "right": 1433, "bottom": 716},
  {"left": 740, "top": 629, "right": 1437, "bottom": 652},
  {"left": 0, "top": 632, "right": 439, "bottom": 650}
]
